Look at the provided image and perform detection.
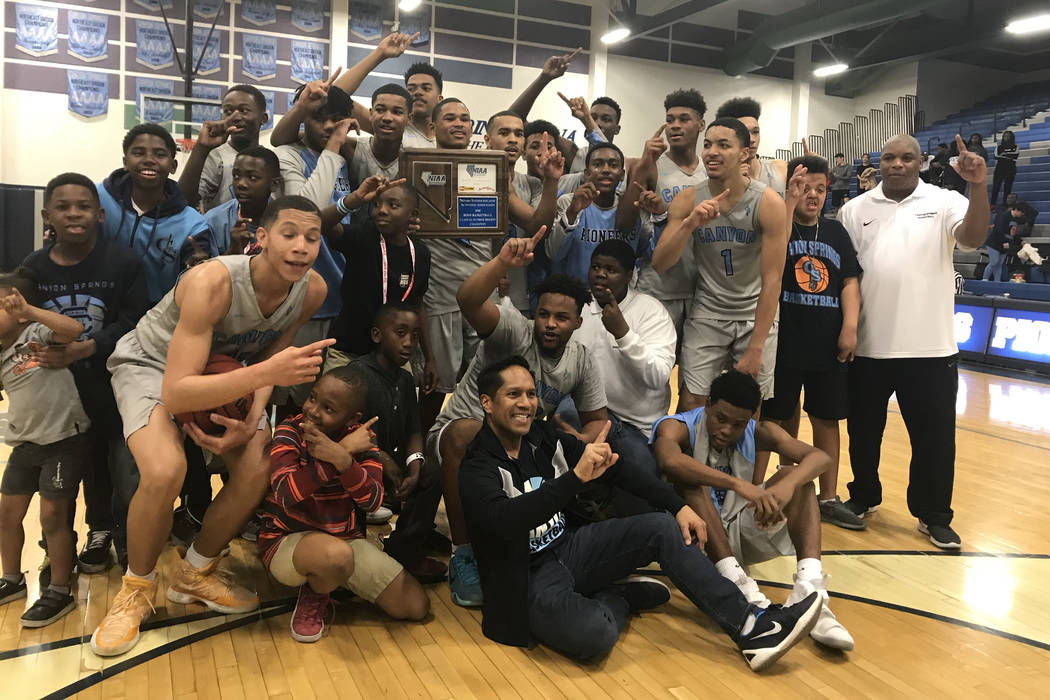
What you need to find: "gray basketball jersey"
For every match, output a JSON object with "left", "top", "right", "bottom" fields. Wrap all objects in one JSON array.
[
  {"left": 348, "top": 138, "right": 400, "bottom": 186},
  {"left": 691, "top": 179, "right": 767, "bottom": 320},
  {"left": 505, "top": 171, "right": 542, "bottom": 311},
  {"left": 134, "top": 255, "right": 310, "bottom": 365},
  {"left": 756, "top": 159, "right": 785, "bottom": 197},
  {"left": 638, "top": 152, "right": 707, "bottom": 301}
]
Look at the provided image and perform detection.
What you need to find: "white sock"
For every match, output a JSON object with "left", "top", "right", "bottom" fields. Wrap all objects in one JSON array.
[
  {"left": 796, "top": 557, "right": 823, "bottom": 582},
  {"left": 126, "top": 567, "right": 157, "bottom": 582},
  {"left": 715, "top": 556, "right": 746, "bottom": 581},
  {"left": 185, "top": 543, "right": 217, "bottom": 570}
]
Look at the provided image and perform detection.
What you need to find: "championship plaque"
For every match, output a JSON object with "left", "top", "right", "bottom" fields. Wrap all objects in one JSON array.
[{"left": 400, "top": 148, "right": 509, "bottom": 238}]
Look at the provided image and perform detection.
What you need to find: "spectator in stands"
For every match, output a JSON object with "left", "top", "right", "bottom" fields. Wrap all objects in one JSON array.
[
  {"left": 991, "top": 131, "right": 1019, "bottom": 204},
  {"left": 982, "top": 212, "right": 1013, "bottom": 281},
  {"left": 929, "top": 143, "right": 949, "bottom": 187},
  {"left": 943, "top": 141, "right": 967, "bottom": 194},
  {"left": 855, "top": 153, "right": 873, "bottom": 192},
  {"left": 857, "top": 154, "right": 877, "bottom": 193},
  {"left": 830, "top": 153, "right": 851, "bottom": 209},
  {"left": 1009, "top": 194, "right": 1039, "bottom": 236},
  {"left": 967, "top": 133, "right": 988, "bottom": 163}
]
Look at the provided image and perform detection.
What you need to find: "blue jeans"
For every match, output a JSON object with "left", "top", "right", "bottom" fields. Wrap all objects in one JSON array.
[
  {"left": 983, "top": 247, "right": 1007, "bottom": 281},
  {"left": 527, "top": 512, "right": 752, "bottom": 662}
]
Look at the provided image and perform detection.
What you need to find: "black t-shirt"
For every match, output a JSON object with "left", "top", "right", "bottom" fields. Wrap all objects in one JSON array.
[
  {"left": 329, "top": 221, "right": 431, "bottom": 355},
  {"left": 776, "top": 218, "right": 861, "bottom": 371},
  {"left": 350, "top": 353, "right": 421, "bottom": 469}
]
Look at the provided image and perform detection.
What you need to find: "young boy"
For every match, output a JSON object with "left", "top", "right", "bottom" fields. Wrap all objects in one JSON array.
[
  {"left": 97, "top": 124, "right": 213, "bottom": 304},
  {"left": 203, "top": 146, "right": 283, "bottom": 255},
  {"left": 349, "top": 304, "right": 446, "bottom": 584},
  {"left": 259, "top": 365, "right": 429, "bottom": 643},
  {"left": 90, "top": 196, "right": 330, "bottom": 657},
  {"left": 21, "top": 173, "right": 148, "bottom": 573},
  {"left": 0, "top": 271, "right": 89, "bottom": 627},
  {"left": 759, "top": 156, "right": 863, "bottom": 530},
  {"left": 179, "top": 84, "right": 270, "bottom": 211}
]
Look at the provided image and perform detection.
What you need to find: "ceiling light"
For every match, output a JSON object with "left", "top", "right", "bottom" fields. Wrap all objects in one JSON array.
[
  {"left": 813, "top": 63, "right": 849, "bottom": 77},
  {"left": 601, "top": 27, "right": 631, "bottom": 44},
  {"left": 399, "top": 0, "right": 422, "bottom": 11},
  {"left": 1006, "top": 13, "right": 1050, "bottom": 35}
]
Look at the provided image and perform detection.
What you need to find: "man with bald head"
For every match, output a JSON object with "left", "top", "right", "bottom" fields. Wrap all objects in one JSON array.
[{"left": 836, "top": 134, "right": 989, "bottom": 550}]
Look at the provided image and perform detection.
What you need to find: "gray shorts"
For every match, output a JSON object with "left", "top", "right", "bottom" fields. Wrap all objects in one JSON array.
[
  {"left": 725, "top": 506, "right": 795, "bottom": 567},
  {"left": 658, "top": 298, "right": 691, "bottom": 340},
  {"left": 2, "top": 433, "right": 89, "bottom": 499},
  {"left": 680, "top": 317, "right": 777, "bottom": 399},
  {"left": 271, "top": 318, "right": 332, "bottom": 407},
  {"left": 108, "top": 331, "right": 169, "bottom": 440},
  {"left": 426, "top": 310, "right": 480, "bottom": 394}
]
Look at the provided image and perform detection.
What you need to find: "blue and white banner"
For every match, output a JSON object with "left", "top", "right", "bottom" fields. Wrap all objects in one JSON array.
[
  {"left": 134, "top": 0, "right": 174, "bottom": 10},
  {"left": 192, "top": 26, "right": 221, "bottom": 75},
  {"left": 292, "top": 0, "right": 324, "bottom": 33},
  {"left": 290, "top": 39, "right": 324, "bottom": 84},
  {"left": 67, "top": 70, "right": 109, "bottom": 118},
  {"left": 193, "top": 0, "right": 223, "bottom": 19},
  {"left": 349, "top": 0, "right": 382, "bottom": 40},
  {"left": 136, "top": 20, "right": 174, "bottom": 69},
  {"left": 242, "top": 33, "right": 276, "bottom": 80},
  {"left": 15, "top": 4, "right": 58, "bottom": 57},
  {"left": 241, "top": 0, "right": 276, "bottom": 26},
  {"left": 67, "top": 10, "right": 109, "bottom": 62},
  {"left": 192, "top": 83, "right": 222, "bottom": 123},
  {"left": 261, "top": 89, "right": 275, "bottom": 130},
  {"left": 136, "top": 77, "right": 174, "bottom": 122},
  {"left": 399, "top": 11, "right": 431, "bottom": 46}
]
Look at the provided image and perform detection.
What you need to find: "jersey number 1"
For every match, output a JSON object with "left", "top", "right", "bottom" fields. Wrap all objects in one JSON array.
[{"left": 720, "top": 248, "right": 734, "bottom": 276}]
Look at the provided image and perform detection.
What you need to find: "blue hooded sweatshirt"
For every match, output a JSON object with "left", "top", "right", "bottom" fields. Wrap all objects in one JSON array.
[{"left": 97, "top": 169, "right": 214, "bottom": 304}]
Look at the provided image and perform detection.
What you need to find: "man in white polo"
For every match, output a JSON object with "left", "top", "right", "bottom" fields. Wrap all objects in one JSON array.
[{"left": 836, "top": 134, "right": 989, "bottom": 549}]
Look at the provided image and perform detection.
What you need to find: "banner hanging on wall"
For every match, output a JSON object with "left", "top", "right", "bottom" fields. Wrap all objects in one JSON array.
[
  {"left": 192, "top": 26, "right": 221, "bottom": 75},
  {"left": 399, "top": 11, "right": 430, "bottom": 45},
  {"left": 192, "top": 83, "right": 222, "bottom": 123},
  {"left": 348, "top": 0, "right": 382, "bottom": 40},
  {"left": 242, "top": 33, "right": 277, "bottom": 80},
  {"left": 261, "top": 89, "right": 276, "bottom": 130},
  {"left": 67, "top": 70, "right": 109, "bottom": 118},
  {"left": 193, "top": 0, "right": 223, "bottom": 20},
  {"left": 136, "top": 77, "right": 174, "bottom": 122},
  {"left": 242, "top": 0, "right": 276, "bottom": 26},
  {"left": 136, "top": 20, "right": 175, "bottom": 69},
  {"left": 290, "top": 39, "right": 324, "bottom": 83},
  {"left": 291, "top": 0, "right": 324, "bottom": 33},
  {"left": 15, "top": 4, "right": 58, "bottom": 57},
  {"left": 134, "top": 0, "right": 174, "bottom": 10},
  {"left": 68, "top": 10, "right": 109, "bottom": 62}
]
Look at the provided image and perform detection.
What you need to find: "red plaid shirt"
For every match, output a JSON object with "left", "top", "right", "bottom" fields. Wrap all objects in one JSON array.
[{"left": 258, "top": 415, "right": 384, "bottom": 566}]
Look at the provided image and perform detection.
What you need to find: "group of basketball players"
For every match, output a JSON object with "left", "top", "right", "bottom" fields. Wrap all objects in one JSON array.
[{"left": 0, "top": 30, "right": 992, "bottom": 670}]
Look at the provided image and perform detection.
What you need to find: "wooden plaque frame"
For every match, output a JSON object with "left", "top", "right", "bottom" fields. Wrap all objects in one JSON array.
[{"left": 399, "top": 148, "right": 509, "bottom": 238}]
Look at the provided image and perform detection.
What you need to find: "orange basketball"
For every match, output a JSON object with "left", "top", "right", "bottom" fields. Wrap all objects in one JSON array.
[
  {"left": 794, "top": 256, "right": 829, "bottom": 294},
  {"left": 174, "top": 354, "right": 254, "bottom": 436}
]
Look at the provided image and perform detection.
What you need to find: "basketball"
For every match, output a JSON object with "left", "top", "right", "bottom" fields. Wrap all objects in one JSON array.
[
  {"left": 794, "top": 255, "right": 830, "bottom": 293},
  {"left": 173, "top": 354, "right": 254, "bottom": 436}
]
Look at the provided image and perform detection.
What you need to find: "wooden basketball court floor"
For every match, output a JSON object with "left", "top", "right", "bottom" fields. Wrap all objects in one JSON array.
[{"left": 2, "top": 365, "right": 1050, "bottom": 699}]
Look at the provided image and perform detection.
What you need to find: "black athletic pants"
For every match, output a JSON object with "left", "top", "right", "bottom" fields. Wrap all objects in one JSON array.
[
  {"left": 383, "top": 457, "right": 443, "bottom": 564},
  {"left": 990, "top": 165, "right": 1015, "bottom": 204},
  {"left": 846, "top": 355, "right": 957, "bottom": 527},
  {"left": 831, "top": 189, "right": 848, "bottom": 208}
]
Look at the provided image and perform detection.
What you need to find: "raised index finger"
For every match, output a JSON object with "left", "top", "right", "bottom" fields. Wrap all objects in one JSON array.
[
  {"left": 593, "top": 420, "right": 611, "bottom": 444},
  {"left": 556, "top": 91, "right": 572, "bottom": 105},
  {"left": 954, "top": 133, "right": 969, "bottom": 154},
  {"left": 361, "top": 416, "right": 380, "bottom": 429},
  {"left": 303, "top": 337, "right": 337, "bottom": 353},
  {"left": 564, "top": 47, "right": 582, "bottom": 63},
  {"left": 530, "top": 225, "right": 547, "bottom": 246},
  {"left": 324, "top": 66, "right": 343, "bottom": 87},
  {"left": 712, "top": 188, "right": 730, "bottom": 201},
  {"left": 652, "top": 124, "right": 667, "bottom": 139}
]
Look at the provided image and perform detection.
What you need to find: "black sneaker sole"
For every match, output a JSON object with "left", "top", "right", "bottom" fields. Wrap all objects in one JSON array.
[
  {"left": 0, "top": 588, "right": 28, "bottom": 605},
  {"left": 21, "top": 600, "right": 76, "bottom": 628},
  {"left": 743, "top": 595, "right": 822, "bottom": 672}
]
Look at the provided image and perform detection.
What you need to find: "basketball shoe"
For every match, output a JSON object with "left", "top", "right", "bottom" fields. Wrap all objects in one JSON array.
[
  {"left": 91, "top": 576, "right": 157, "bottom": 656},
  {"left": 785, "top": 573, "right": 854, "bottom": 650},
  {"left": 166, "top": 556, "right": 260, "bottom": 614}
]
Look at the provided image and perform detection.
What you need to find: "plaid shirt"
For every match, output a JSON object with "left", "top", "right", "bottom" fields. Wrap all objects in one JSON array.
[{"left": 258, "top": 415, "right": 384, "bottom": 565}]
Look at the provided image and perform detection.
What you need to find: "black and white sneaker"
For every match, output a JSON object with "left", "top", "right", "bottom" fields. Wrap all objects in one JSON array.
[
  {"left": 78, "top": 530, "right": 114, "bottom": 573},
  {"left": 20, "top": 588, "right": 76, "bottom": 628},
  {"left": 170, "top": 506, "right": 203, "bottom": 548},
  {"left": 738, "top": 591, "right": 821, "bottom": 672},
  {"left": 611, "top": 575, "right": 671, "bottom": 614},
  {"left": 0, "top": 576, "right": 27, "bottom": 605},
  {"left": 918, "top": 520, "right": 961, "bottom": 550},
  {"left": 842, "top": 498, "right": 879, "bottom": 518}
]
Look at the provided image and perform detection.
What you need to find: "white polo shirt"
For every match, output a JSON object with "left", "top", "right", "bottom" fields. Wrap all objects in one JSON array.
[
  {"left": 838, "top": 181, "right": 970, "bottom": 359},
  {"left": 577, "top": 288, "right": 677, "bottom": 437}
]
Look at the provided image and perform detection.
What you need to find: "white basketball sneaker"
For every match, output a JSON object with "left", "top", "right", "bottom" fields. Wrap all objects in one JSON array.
[
  {"left": 730, "top": 572, "right": 772, "bottom": 609},
  {"left": 785, "top": 573, "right": 854, "bottom": 650}
]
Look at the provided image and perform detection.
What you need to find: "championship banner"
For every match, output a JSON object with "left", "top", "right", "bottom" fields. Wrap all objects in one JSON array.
[
  {"left": 241, "top": 33, "right": 277, "bottom": 80},
  {"left": 67, "top": 70, "right": 109, "bottom": 118},
  {"left": 241, "top": 0, "right": 276, "bottom": 26},
  {"left": 291, "top": 0, "right": 324, "bottom": 33},
  {"left": 261, "top": 89, "right": 275, "bottom": 130},
  {"left": 136, "top": 20, "right": 175, "bottom": 69},
  {"left": 290, "top": 39, "right": 324, "bottom": 84},
  {"left": 136, "top": 77, "right": 174, "bottom": 122},
  {"left": 192, "top": 83, "right": 222, "bottom": 123},
  {"left": 399, "top": 11, "right": 430, "bottom": 46},
  {"left": 68, "top": 10, "right": 109, "bottom": 62},
  {"left": 193, "top": 0, "right": 223, "bottom": 20},
  {"left": 349, "top": 0, "right": 382, "bottom": 40},
  {"left": 15, "top": 4, "right": 58, "bottom": 57},
  {"left": 192, "top": 26, "right": 221, "bottom": 75},
  {"left": 134, "top": 0, "right": 174, "bottom": 10}
]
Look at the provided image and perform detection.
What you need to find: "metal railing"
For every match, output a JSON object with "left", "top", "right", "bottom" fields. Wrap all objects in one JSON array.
[{"left": 782, "top": 95, "right": 920, "bottom": 162}]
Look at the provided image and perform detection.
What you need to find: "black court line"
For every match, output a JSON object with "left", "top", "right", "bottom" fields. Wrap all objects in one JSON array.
[
  {"left": 820, "top": 549, "right": 1050, "bottom": 559},
  {"left": 40, "top": 601, "right": 294, "bottom": 700}
]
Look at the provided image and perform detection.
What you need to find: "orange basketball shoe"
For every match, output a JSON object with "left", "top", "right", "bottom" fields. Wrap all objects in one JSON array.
[
  {"left": 166, "top": 557, "right": 259, "bottom": 614},
  {"left": 90, "top": 576, "right": 157, "bottom": 656}
]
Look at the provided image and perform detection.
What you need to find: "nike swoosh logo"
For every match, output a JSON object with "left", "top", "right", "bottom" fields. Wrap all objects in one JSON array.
[
  {"left": 749, "top": 621, "right": 782, "bottom": 640},
  {"left": 863, "top": 220, "right": 874, "bottom": 226}
]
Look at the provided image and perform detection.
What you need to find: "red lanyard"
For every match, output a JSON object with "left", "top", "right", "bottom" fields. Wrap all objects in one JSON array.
[{"left": 379, "top": 236, "right": 415, "bottom": 303}]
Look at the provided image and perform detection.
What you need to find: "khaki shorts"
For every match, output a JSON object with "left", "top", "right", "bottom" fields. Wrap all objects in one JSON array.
[
  {"left": 271, "top": 318, "right": 332, "bottom": 407},
  {"left": 267, "top": 531, "right": 403, "bottom": 603},
  {"left": 323, "top": 347, "right": 363, "bottom": 373},
  {"left": 680, "top": 317, "right": 777, "bottom": 399},
  {"left": 426, "top": 310, "right": 479, "bottom": 394}
]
